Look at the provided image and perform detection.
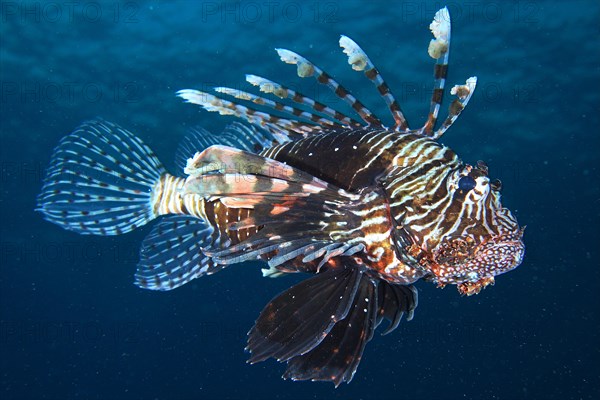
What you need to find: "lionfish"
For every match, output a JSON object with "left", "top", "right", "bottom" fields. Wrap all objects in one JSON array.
[{"left": 37, "top": 8, "right": 524, "bottom": 386}]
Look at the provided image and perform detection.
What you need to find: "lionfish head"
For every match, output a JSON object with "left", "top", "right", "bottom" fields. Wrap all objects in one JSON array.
[{"left": 417, "top": 160, "right": 525, "bottom": 295}]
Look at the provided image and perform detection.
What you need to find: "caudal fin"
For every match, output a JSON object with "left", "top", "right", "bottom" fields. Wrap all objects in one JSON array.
[{"left": 36, "top": 119, "right": 166, "bottom": 235}]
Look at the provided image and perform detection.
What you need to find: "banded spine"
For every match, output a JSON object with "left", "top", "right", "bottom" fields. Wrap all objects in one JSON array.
[
  {"left": 339, "top": 35, "right": 409, "bottom": 131},
  {"left": 214, "top": 87, "right": 341, "bottom": 128},
  {"left": 276, "top": 48, "right": 383, "bottom": 127},
  {"left": 176, "top": 89, "right": 322, "bottom": 141},
  {"left": 422, "top": 7, "right": 452, "bottom": 135},
  {"left": 246, "top": 74, "right": 361, "bottom": 127}
]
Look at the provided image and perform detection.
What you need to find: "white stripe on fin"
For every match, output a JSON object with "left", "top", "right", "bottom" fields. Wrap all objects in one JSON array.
[
  {"left": 135, "top": 215, "right": 225, "bottom": 291},
  {"left": 36, "top": 119, "right": 165, "bottom": 236}
]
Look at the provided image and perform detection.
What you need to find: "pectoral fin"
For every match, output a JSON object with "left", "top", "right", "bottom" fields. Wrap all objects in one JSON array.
[{"left": 247, "top": 257, "right": 418, "bottom": 387}]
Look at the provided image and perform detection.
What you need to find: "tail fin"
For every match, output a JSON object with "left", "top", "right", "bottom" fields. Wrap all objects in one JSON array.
[{"left": 36, "top": 119, "right": 166, "bottom": 235}]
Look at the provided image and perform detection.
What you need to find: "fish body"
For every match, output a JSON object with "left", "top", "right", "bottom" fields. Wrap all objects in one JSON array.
[{"left": 37, "top": 7, "right": 524, "bottom": 386}]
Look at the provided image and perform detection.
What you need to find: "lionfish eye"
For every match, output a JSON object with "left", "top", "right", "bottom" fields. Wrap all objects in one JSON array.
[{"left": 458, "top": 176, "right": 477, "bottom": 191}]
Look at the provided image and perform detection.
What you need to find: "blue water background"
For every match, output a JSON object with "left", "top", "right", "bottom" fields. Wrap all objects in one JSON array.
[{"left": 1, "top": 1, "right": 599, "bottom": 399}]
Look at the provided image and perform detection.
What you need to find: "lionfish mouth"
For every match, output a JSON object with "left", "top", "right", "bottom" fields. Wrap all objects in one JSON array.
[{"left": 430, "top": 228, "right": 526, "bottom": 295}]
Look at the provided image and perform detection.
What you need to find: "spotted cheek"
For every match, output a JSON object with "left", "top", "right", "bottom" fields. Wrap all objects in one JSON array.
[
  {"left": 465, "top": 242, "right": 525, "bottom": 279},
  {"left": 433, "top": 240, "right": 524, "bottom": 286},
  {"left": 429, "top": 263, "right": 466, "bottom": 286},
  {"left": 489, "top": 244, "right": 525, "bottom": 276}
]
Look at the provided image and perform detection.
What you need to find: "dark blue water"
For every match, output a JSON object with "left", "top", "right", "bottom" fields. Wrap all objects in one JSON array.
[{"left": 2, "top": 1, "right": 599, "bottom": 399}]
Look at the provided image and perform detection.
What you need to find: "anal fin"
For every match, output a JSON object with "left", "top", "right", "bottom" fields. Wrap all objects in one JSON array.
[{"left": 135, "top": 215, "right": 223, "bottom": 290}]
